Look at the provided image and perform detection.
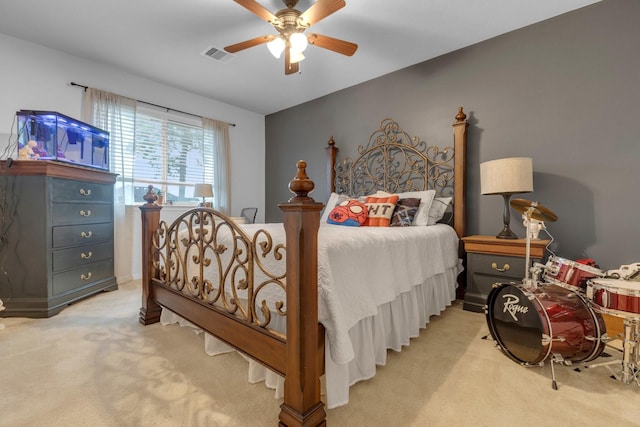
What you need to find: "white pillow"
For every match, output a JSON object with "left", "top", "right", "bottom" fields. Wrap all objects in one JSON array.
[
  {"left": 320, "top": 192, "right": 350, "bottom": 223},
  {"left": 376, "top": 190, "right": 435, "bottom": 226},
  {"left": 427, "top": 197, "right": 452, "bottom": 225}
]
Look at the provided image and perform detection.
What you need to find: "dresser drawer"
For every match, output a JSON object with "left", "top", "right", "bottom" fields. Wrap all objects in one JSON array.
[
  {"left": 52, "top": 178, "right": 113, "bottom": 203},
  {"left": 469, "top": 253, "right": 527, "bottom": 279},
  {"left": 52, "top": 222, "right": 113, "bottom": 248},
  {"left": 52, "top": 203, "right": 113, "bottom": 226},
  {"left": 52, "top": 241, "right": 113, "bottom": 272},
  {"left": 52, "top": 259, "right": 114, "bottom": 296}
]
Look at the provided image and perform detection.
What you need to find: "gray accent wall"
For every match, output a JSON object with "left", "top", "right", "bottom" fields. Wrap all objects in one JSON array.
[{"left": 265, "top": 0, "right": 640, "bottom": 271}]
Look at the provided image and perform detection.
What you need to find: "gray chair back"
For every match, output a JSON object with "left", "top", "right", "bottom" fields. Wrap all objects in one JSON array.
[{"left": 240, "top": 207, "right": 257, "bottom": 224}]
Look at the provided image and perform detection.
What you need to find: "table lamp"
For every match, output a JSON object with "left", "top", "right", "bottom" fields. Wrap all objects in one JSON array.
[
  {"left": 480, "top": 157, "right": 533, "bottom": 239},
  {"left": 194, "top": 183, "right": 213, "bottom": 207}
]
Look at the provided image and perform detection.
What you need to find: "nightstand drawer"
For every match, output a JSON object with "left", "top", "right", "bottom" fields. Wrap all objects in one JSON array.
[
  {"left": 52, "top": 223, "right": 113, "bottom": 248},
  {"left": 462, "top": 235, "right": 549, "bottom": 313},
  {"left": 52, "top": 241, "right": 114, "bottom": 272},
  {"left": 469, "top": 253, "right": 527, "bottom": 279}
]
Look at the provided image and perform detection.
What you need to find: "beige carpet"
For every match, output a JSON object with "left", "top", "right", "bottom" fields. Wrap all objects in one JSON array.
[{"left": 1, "top": 280, "right": 639, "bottom": 427}]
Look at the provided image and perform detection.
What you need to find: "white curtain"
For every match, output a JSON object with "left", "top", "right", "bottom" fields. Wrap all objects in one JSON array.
[
  {"left": 81, "top": 87, "right": 232, "bottom": 281},
  {"left": 82, "top": 88, "right": 137, "bottom": 284},
  {"left": 202, "top": 117, "right": 231, "bottom": 214}
]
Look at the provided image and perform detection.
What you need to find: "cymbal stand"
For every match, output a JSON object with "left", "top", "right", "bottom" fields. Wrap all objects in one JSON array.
[
  {"left": 522, "top": 205, "right": 535, "bottom": 289},
  {"left": 530, "top": 262, "right": 546, "bottom": 284}
]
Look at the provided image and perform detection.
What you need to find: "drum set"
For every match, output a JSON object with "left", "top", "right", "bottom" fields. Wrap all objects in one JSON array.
[{"left": 484, "top": 199, "right": 640, "bottom": 389}]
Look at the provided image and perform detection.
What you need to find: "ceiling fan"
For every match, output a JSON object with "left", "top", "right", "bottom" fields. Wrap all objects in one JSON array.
[{"left": 224, "top": 0, "right": 358, "bottom": 75}]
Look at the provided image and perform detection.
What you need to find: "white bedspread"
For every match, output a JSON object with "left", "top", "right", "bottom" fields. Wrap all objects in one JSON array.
[
  {"left": 161, "top": 221, "right": 461, "bottom": 408},
  {"left": 314, "top": 222, "right": 459, "bottom": 363}
]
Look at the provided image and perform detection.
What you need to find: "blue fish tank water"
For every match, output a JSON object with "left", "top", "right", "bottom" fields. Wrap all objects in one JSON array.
[{"left": 16, "top": 110, "right": 110, "bottom": 171}]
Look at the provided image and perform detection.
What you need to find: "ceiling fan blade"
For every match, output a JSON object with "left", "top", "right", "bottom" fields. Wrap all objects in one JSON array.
[
  {"left": 299, "top": 0, "right": 346, "bottom": 27},
  {"left": 234, "top": 0, "right": 279, "bottom": 24},
  {"left": 307, "top": 33, "right": 357, "bottom": 56},
  {"left": 284, "top": 49, "right": 299, "bottom": 75},
  {"left": 224, "top": 35, "right": 276, "bottom": 53}
]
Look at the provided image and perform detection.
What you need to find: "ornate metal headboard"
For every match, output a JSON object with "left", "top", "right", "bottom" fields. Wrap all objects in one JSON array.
[{"left": 326, "top": 107, "right": 468, "bottom": 237}]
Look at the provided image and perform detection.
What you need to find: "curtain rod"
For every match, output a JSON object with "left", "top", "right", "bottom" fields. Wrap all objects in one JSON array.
[{"left": 69, "top": 82, "right": 236, "bottom": 127}]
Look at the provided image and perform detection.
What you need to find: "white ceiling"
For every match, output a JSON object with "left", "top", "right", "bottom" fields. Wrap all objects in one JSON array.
[{"left": 0, "top": 0, "right": 600, "bottom": 115}]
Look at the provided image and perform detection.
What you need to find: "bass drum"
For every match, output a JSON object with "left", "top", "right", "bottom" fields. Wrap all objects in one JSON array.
[{"left": 486, "top": 283, "right": 606, "bottom": 365}]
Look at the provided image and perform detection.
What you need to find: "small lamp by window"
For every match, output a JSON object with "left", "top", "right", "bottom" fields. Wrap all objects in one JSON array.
[
  {"left": 194, "top": 183, "right": 213, "bottom": 207},
  {"left": 480, "top": 157, "right": 533, "bottom": 239}
]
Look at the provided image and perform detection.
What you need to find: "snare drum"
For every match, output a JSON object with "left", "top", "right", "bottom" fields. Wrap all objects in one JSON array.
[
  {"left": 486, "top": 283, "right": 606, "bottom": 365},
  {"left": 544, "top": 256, "right": 605, "bottom": 292},
  {"left": 587, "top": 278, "right": 640, "bottom": 318}
]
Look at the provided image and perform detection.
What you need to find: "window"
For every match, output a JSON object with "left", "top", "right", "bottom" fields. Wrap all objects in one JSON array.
[
  {"left": 86, "top": 88, "right": 228, "bottom": 211},
  {"left": 131, "top": 106, "right": 214, "bottom": 205}
]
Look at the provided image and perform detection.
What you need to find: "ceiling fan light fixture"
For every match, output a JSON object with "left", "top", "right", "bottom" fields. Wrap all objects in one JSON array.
[
  {"left": 289, "top": 50, "right": 305, "bottom": 64},
  {"left": 267, "top": 37, "right": 285, "bottom": 59},
  {"left": 226, "top": 0, "right": 357, "bottom": 75},
  {"left": 289, "top": 32, "right": 308, "bottom": 53}
]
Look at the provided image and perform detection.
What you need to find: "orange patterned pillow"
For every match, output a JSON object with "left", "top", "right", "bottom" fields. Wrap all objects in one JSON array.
[{"left": 364, "top": 195, "right": 400, "bottom": 226}]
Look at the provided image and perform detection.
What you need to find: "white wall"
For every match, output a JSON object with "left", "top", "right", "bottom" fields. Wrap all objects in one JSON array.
[{"left": 0, "top": 33, "right": 265, "bottom": 283}]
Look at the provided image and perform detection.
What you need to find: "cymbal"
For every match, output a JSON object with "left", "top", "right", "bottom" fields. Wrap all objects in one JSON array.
[{"left": 510, "top": 198, "right": 558, "bottom": 222}]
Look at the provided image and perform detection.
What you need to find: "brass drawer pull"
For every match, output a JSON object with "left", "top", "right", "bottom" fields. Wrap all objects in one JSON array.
[
  {"left": 491, "top": 262, "right": 510, "bottom": 272},
  {"left": 81, "top": 231, "right": 93, "bottom": 238},
  {"left": 81, "top": 251, "right": 93, "bottom": 259},
  {"left": 80, "top": 209, "right": 92, "bottom": 217},
  {"left": 81, "top": 272, "right": 92, "bottom": 280},
  {"left": 80, "top": 188, "right": 92, "bottom": 196}
]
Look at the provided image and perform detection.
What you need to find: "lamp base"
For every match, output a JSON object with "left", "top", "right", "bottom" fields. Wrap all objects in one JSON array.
[
  {"left": 495, "top": 193, "right": 518, "bottom": 239},
  {"left": 496, "top": 225, "right": 518, "bottom": 239}
]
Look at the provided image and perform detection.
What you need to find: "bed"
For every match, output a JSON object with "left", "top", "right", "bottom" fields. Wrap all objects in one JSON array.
[{"left": 139, "top": 107, "right": 469, "bottom": 426}]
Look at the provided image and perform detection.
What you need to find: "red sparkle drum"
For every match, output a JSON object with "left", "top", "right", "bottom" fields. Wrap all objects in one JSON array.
[
  {"left": 486, "top": 283, "right": 606, "bottom": 365},
  {"left": 543, "top": 256, "right": 605, "bottom": 292},
  {"left": 587, "top": 278, "right": 640, "bottom": 318}
]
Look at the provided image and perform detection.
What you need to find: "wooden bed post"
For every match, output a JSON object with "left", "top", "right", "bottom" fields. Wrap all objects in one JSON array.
[
  {"left": 452, "top": 106, "right": 468, "bottom": 239},
  {"left": 279, "top": 161, "right": 326, "bottom": 427},
  {"left": 139, "top": 192, "right": 163, "bottom": 325},
  {"left": 325, "top": 136, "right": 337, "bottom": 197}
]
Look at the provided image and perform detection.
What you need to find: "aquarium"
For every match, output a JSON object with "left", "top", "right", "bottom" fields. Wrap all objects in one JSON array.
[{"left": 16, "top": 110, "right": 109, "bottom": 170}]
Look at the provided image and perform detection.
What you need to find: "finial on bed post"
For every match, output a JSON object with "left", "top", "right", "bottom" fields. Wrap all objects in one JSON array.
[
  {"left": 325, "top": 136, "right": 338, "bottom": 197},
  {"left": 138, "top": 202, "right": 163, "bottom": 325},
  {"left": 288, "top": 160, "right": 316, "bottom": 202},
  {"left": 279, "top": 160, "right": 326, "bottom": 427},
  {"left": 142, "top": 184, "right": 159, "bottom": 205},
  {"left": 455, "top": 106, "right": 467, "bottom": 123}
]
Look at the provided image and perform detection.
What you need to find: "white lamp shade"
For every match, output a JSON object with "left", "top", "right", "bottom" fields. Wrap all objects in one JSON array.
[
  {"left": 289, "top": 32, "right": 308, "bottom": 53},
  {"left": 267, "top": 37, "right": 285, "bottom": 59},
  {"left": 480, "top": 157, "right": 533, "bottom": 195},
  {"left": 289, "top": 50, "right": 305, "bottom": 64},
  {"left": 193, "top": 183, "right": 213, "bottom": 198}
]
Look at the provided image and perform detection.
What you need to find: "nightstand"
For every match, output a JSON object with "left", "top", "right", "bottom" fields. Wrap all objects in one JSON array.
[{"left": 462, "top": 235, "right": 549, "bottom": 313}]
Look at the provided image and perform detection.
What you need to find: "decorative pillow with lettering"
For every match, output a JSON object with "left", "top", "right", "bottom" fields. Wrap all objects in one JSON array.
[
  {"left": 327, "top": 199, "right": 368, "bottom": 226},
  {"left": 390, "top": 198, "right": 421, "bottom": 227},
  {"left": 363, "top": 195, "right": 399, "bottom": 227}
]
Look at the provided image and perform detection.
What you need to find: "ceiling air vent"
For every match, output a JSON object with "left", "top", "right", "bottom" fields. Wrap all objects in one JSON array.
[{"left": 202, "top": 46, "right": 234, "bottom": 63}]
